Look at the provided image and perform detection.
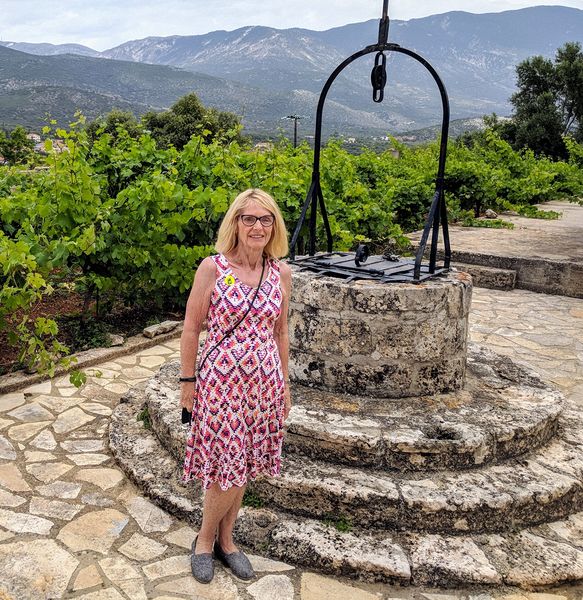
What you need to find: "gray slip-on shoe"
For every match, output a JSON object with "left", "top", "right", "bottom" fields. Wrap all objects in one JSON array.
[
  {"left": 214, "top": 540, "right": 255, "bottom": 580},
  {"left": 191, "top": 536, "right": 214, "bottom": 584}
]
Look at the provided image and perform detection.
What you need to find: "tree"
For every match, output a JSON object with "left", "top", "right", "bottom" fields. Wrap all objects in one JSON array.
[
  {"left": 458, "top": 114, "right": 516, "bottom": 150},
  {"left": 514, "top": 91, "right": 566, "bottom": 158},
  {"left": 0, "top": 126, "right": 35, "bottom": 164},
  {"left": 556, "top": 42, "right": 583, "bottom": 141},
  {"left": 510, "top": 42, "right": 583, "bottom": 157},
  {"left": 86, "top": 109, "right": 143, "bottom": 143},
  {"left": 142, "top": 92, "right": 243, "bottom": 149}
]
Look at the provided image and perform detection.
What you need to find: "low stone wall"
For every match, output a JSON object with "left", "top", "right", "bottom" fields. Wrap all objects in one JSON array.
[
  {"left": 448, "top": 250, "right": 583, "bottom": 298},
  {"left": 288, "top": 268, "right": 472, "bottom": 398},
  {"left": 0, "top": 324, "right": 184, "bottom": 395}
]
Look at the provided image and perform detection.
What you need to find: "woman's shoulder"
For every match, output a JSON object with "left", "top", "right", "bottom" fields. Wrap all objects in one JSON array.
[
  {"left": 199, "top": 255, "right": 219, "bottom": 269},
  {"left": 276, "top": 260, "right": 292, "bottom": 287},
  {"left": 196, "top": 256, "right": 220, "bottom": 281},
  {"left": 202, "top": 253, "right": 230, "bottom": 267},
  {"left": 277, "top": 259, "right": 291, "bottom": 276}
]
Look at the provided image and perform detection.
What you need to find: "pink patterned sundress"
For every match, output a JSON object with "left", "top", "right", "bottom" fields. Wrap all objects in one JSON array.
[{"left": 182, "top": 253, "right": 285, "bottom": 491}]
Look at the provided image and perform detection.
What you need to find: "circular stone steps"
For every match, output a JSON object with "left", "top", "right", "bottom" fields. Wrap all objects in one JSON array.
[
  {"left": 147, "top": 406, "right": 583, "bottom": 535},
  {"left": 139, "top": 351, "right": 580, "bottom": 535},
  {"left": 109, "top": 385, "right": 583, "bottom": 589},
  {"left": 147, "top": 344, "right": 564, "bottom": 473},
  {"left": 251, "top": 443, "right": 583, "bottom": 534},
  {"left": 285, "top": 341, "right": 563, "bottom": 471}
]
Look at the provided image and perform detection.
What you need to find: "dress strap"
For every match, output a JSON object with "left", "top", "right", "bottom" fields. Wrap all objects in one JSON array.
[
  {"left": 262, "top": 257, "right": 277, "bottom": 287},
  {"left": 269, "top": 257, "right": 280, "bottom": 273},
  {"left": 212, "top": 253, "right": 230, "bottom": 275}
]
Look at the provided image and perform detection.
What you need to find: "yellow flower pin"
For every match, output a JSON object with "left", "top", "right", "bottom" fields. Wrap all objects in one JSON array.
[{"left": 224, "top": 275, "right": 236, "bottom": 286}]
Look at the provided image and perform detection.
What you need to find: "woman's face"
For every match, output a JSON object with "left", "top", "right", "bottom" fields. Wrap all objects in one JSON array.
[{"left": 236, "top": 200, "right": 274, "bottom": 253}]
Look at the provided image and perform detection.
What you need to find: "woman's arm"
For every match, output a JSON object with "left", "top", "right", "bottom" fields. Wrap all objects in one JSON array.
[
  {"left": 179, "top": 257, "right": 216, "bottom": 410},
  {"left": 274, "top": 262, "right": 292, "bottom": 420}
]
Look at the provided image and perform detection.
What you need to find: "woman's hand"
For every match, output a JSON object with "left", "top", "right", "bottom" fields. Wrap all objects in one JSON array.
[
  {"left": 283, "top": 386, "right": 292, "bottom": 421},
  {"left": 180, "top": 382, "right": 196, "bottom": 412}
]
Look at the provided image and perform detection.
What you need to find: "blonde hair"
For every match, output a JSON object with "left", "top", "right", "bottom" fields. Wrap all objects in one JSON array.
[{"left": 215, "top": 189, "right": 289, "bottom": 259}]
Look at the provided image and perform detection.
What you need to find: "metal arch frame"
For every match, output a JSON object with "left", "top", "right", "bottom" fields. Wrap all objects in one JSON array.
[{"left": 289, "top": 43, "right": 452, "bottom": 280}]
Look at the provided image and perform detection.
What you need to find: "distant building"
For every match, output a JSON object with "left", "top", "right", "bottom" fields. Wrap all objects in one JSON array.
[
  {"left": 26, "top": 133, "right": 41, "bottom": 143},
  {"left": 52, "top": 139, "right": 68, "bottom": 153},
  {"left": 35, "top": 139, "right": 68, "bottom": 155},
  {"left": 253, "top": 142, "right": 274, "bottom": 152}
]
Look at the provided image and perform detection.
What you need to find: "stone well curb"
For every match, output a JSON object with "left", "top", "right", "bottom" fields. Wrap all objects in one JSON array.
[
  {"left": 289, "top": 267, "right": 472, "bottom": 399},
  {"left": 0, "top": 324, "right": 184, "bottom": 395}
]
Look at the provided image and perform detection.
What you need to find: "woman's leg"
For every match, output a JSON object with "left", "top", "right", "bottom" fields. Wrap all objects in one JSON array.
[
  {"left": 217, "top": 484, "right": 246, "bottom": 553},
  {"left": 195, "top": 483, "right": 242, "bottom": 554}
]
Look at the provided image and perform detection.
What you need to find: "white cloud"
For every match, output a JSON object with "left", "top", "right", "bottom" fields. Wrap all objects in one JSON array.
[{"left": 1, "top": 0, "right": 582, "bottom": 50}]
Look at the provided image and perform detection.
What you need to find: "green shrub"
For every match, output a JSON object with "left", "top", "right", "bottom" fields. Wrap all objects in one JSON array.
[
  {"left": 461, "top": 217, "right": 515, "bottom": 229},
  {"left": 1, "top": 118, "right": 582, "bottom": 375},
  {"left": 323, "top": 513, "right": 352, "bottom": 533},
  {"left": 242, "top": 490, "right": 264, "bottom": 508}
]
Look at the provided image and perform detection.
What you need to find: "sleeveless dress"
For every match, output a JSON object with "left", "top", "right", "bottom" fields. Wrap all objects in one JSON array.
[{"left": 182, "top": 253, "right": 286, "bottom": 491}]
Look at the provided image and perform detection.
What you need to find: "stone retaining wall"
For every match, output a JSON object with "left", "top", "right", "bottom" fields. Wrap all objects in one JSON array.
[
  {"left": 448, "top": 250, "right": 583, "bottom": 299},
  {"left": 288, "top": 268, "right": 472, "bottom": 398}
]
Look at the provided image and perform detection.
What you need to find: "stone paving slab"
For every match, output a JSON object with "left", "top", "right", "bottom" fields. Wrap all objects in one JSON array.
[
  {"left": 428, "top": 202, "right": 583, "bottom": 265},
  {"left": 0, "top": 325, "right": 184, "bottom": 395},
  {"left": 0, "top": 287, "right": 582, "bottom": 599},
  {"left": 469, "top": 289, "right": 583, "bottom": 403}
]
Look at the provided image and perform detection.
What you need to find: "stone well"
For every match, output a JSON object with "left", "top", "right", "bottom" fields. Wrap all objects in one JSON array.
[
  {"left": 110, "top": 260, "right": 583, "bottom": 589},
  {"left": 288, "top": 266, "right": 472, "bottom": 398}
]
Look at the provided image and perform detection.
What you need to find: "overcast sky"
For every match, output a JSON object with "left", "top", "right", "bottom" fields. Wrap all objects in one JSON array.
[{"left": 3, "top": 0, "right": 583, "bottom": 51}]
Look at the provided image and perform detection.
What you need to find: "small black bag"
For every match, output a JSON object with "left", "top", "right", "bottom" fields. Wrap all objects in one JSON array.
[
  {"left": 181, "top": 257, "right": 266, "bottom": 426},
  {"left": 181, "top": 407, "right": 192, "bottom": 424}
]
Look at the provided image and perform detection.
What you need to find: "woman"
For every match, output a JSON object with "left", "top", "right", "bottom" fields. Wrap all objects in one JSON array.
[{"left": 180, "top": 188, "right": 292, "bottom": 584}]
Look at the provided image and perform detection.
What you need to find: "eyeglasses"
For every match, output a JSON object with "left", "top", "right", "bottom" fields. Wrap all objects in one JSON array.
[{"left": 239, "top": 214, "right": 275, "bottom": 227}]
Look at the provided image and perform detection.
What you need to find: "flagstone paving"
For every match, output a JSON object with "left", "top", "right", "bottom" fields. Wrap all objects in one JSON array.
[{"left": 0, "top": 290, "right": 582, "bottom": 599}]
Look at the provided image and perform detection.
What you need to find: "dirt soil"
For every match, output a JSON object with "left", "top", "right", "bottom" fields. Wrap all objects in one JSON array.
[{"left": 0, "top": 291, "right": 182, "bottom": 375}]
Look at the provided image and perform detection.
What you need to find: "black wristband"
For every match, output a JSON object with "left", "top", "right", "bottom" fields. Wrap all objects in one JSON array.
[{"left": 179, "top": 376, "right": 197, "bottom": 382}]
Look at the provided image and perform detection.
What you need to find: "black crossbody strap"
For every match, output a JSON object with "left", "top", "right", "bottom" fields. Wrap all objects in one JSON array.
[{"left": 198, "top": 255, "right": 266, "bottom": 373}]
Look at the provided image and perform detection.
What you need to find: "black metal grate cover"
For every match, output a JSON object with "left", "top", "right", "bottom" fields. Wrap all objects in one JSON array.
[{"left": 292, "top": 252, "right": 448, "bottom": 284}]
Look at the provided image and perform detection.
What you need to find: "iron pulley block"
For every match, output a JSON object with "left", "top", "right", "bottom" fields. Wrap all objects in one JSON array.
[{"left": 371, "top": 51, "right": 388, "bottom": 103}]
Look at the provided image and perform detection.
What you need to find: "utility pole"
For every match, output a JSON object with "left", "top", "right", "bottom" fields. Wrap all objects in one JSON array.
[{"left": 282, "top": 115, "right": 303, "bottom": 147}]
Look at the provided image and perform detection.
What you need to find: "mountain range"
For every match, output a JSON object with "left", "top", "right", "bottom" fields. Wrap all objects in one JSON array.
[{"left": 1, "top": 6, "right": 582, "bottom": 138}]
